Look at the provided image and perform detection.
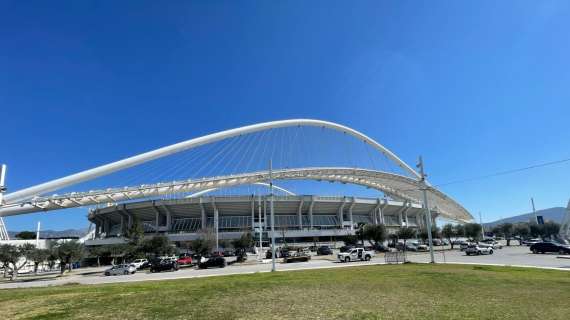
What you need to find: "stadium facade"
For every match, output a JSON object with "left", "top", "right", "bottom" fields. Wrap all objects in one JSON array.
[{"left": 86, "top": 195, "right": 436, "bottom": 245}]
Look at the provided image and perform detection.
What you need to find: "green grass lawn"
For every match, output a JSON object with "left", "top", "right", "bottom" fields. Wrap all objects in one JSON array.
[{"left": 1, "top": 264, "right": 569, "bottom": 319}]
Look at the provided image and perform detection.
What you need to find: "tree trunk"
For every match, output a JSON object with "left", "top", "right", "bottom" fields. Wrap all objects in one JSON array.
[
  {"left": 60, "top": 262, "right": 66, "bottom": 275},
  {"left": 10, "top": 266, "right": 18, "bottom": 281},
  {"left": 34, "top": 263, "right": 39, "bottom": 275},
  {"left": 97, "top": 256, "right": 100, "bottom": 267}
]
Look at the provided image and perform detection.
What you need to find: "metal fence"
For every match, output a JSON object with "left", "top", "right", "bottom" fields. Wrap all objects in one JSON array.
[{"left": 385, "top": 251, "right": 406, "bottom": 264}]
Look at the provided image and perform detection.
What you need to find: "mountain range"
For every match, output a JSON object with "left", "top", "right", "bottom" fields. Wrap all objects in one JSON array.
[
  {"left": 8, "top": 228, "right": 89, "bottom": 239},
  {"left": 483, "top": 207, "right": 566, "bottom": 229}
]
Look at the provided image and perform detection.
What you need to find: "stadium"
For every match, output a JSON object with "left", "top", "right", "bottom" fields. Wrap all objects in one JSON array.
[{"left": 0, "top": 119, "right": 474, "bottom": 245}]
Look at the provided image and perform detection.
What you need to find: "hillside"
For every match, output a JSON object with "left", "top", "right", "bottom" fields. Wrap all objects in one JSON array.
[{"left": 484, "top": 207, "right": 566, "bottom": 228}]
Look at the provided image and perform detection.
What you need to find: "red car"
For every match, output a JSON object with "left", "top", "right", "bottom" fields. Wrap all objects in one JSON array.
[{"left": 176, "top": 256, "right": 193, "bottom": 266}]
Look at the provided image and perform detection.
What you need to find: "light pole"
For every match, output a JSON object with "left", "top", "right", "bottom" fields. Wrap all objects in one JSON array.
[
  {"left": 269, "top": 159, "right": 276, "bottom": 272},
  {"left": 417, "top": 156, "right": 435, "bottom": 264}
]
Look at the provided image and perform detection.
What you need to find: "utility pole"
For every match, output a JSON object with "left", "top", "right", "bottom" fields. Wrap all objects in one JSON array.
[
  {"left": 417, "top": 156, "right": 435, "bottom": 263},
  {"left": 269, "top": 159, "right": 276, "bottom": 272},
  {"left": 258, "top": 195, "right": 262, "bottom": 261},
  {"left": 0, "top": 164, "right": 10, "bottom": 241}
]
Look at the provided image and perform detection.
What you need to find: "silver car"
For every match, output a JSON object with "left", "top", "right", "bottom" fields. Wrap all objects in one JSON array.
[{"left": 104, "top": 264, "right": 136, "bottom": 276}]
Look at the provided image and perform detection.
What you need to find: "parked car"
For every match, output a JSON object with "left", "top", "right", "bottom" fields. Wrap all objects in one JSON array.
[
  {"left": 316, "top": 246, "right": 333, "bottom": 255},
  {"left": 266, "top": 247, "right": 291, "bottom": 259},
  {"left": 176, "top": 255, "right": 193, "bottom": 266},
  {"left": 416, "top": 244, "right": 429, "bottom": 251},
  {"left": 522, "top": 238, "right": 541, "bottom": 246},
  {"left": 339, "top": 245, "right": 355, "bottom": 253},
  {"left": 480, "top": 239, "right": 503, "bottom": 248},
  {"left": 465, "top": 244, "right": 493, "bottom": 255},
  {"left": 432, "top": 239, "right": 443, "bottom": 246},
  {"left": 150, "top": 258, "right": 179, "bottom": 273},
  {"left": 530, "top": 242, "right": 570, "bottom": 254},
  {"left": 130, "top": 259, "right": 148, "bottom": 270},
  {"left": 371, "top": 244, "right": 389, "bottom": 252},
  {"left": 223, "top": 249, "right": 235, "bottom": 257},
  {"left": 337, "top": 248, "right": 375, "bottom": 262},
  {"left": 459, "top": 241, "right": 471, "bottom": 251},
  {"left": 284, "top": 250, "right": 311, "bottom": 263},
  {"left": 104, "top": 264, "right": 136, "bottom": 276},
  {"left": 395, "top": 242, "right": 419, "bottom": 251},
  {"left": 198, "top": 256, "right": 227, "bottom": 269}
]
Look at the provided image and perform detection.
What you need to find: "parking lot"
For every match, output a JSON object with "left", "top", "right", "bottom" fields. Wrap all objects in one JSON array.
[{"left": 1, "top": 245, "right": 569, "bottom": 290}]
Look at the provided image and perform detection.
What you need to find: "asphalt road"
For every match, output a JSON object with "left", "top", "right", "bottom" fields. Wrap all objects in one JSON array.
[{"left": 1, "top": 245, "right": 569, "bottom": 289}]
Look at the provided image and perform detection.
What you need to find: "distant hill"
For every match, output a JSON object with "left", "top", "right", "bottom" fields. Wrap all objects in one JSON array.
[
  {"left": 484, "top": 207, "right": 566, "bottom": 228},
  {"left": 8, "top": 228, "right": 89, "bottom": 239}
]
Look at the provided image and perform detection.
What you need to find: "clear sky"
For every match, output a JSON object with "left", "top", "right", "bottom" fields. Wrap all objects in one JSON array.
[{"left": 2, "top": 1, "right": 570, "bottom": 231}]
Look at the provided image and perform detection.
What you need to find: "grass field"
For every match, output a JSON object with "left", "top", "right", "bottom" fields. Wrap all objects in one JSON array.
[{"left": 1, "top": 264, "right": 569, "bottom": 319}]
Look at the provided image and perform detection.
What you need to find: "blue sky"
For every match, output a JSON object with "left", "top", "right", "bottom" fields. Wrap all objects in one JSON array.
[{"left": 1, "top": 1, "right": 570, "bottom": 230}]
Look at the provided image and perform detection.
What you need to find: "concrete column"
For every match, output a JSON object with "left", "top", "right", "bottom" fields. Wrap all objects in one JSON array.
[
  {"left": 214, "top": 208, "right": 219, "bottom": 251},
  {"left": 337, "top": 198, "right": 347, "bottom": 228},
  {"left": 309, "top": 196, "right": 315, "bottom": 229},
  {"left": 370, "top": 199, "right": 381, "bottom": 224},
  {"left": 200, "top": 201, "right": 206, "bottom": 230},
  {"left": 155, "top": 209, "right": 159, "bottom": 234},
  {"left": 297, "top": 199, "right": 304, "bottom": 229},
  {"left": 398, "top": 207, "right": 404, "bottom": 227},
  {"left": 103, "top": 218, "right": 110, "bottom": 235},
  {"left": 251, "top": 196, "right": 255, "bottom": 232},
  {"left": 162, "top": 205, "right": 172, "bottom": 232},
  {"left": 263, "top": 197, "right": 267, "bottom": 229},
  {"left": 378, "top": 200, "right": 386, "bottom": 224},
  {"left": 348, "top": 198, "right": 355, "bottom": 231},
  {"left": 120, "top": 215, "right": 124, "bottom": 236},
  {"left": 95, "top": 220, "right": 101, "bottom": 238}
]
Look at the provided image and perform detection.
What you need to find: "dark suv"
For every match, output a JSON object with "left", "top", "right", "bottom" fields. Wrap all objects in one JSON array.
[
  {"left": 316, "top": 246, "right": 332, "bottom": 255},
  {"left": 530, "top": 242, "right": 570, "bottom": 254},
  {"left": 150, "top": 258, "right": 179, "bottom": 273}
]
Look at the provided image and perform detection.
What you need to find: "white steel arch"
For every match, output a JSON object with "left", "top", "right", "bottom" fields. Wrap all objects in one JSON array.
[
  {"left": 186, "top": 182, "right": 296, "bottom": 198},
  {"left": 3, "top": 119, "right": 421, "bottom": 204},
  {"left": 0, "top": 167, "right": 473, "bottom": 223}
]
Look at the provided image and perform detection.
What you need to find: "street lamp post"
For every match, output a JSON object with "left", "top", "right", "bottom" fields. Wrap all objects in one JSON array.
[
  {"left": 417, "top": 156, "right": 435, "bottom": 264},
  {"left": 269, "top": 159, "right": 276, "bottom": 272}
]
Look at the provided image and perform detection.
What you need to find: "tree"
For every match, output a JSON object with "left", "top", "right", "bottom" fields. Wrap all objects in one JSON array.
[
  {"left": 529, "top": 223, "right": 544, "bottom": 239},
  {"left": 0, "top": 243, "right": 35, "bottom": 280},
  {"left": 418, "top": 229, "right": 429, "bottom": 244},
  {"left": 362, "top": 224, "right": 387, "bottom": 246},
  {"left": 498, "top": 223, "right": 514, "bottom": 246},
  {"left": 464, "top": 223, "right": 483, "bottom": 241},
  {"left": 419, "top": 226, "right": 439, "bottom": 245},
  {"left": 53, "top": 240, "right": 84, "bottom": 274},
  {"left": 513, "top": 223, "right": 530, "bottom": 245},
  {"left": 232, "top": 232, "right": 254, "bottom": 262},
  {"left": 15, "top": 231, "right": 36, "bottom": 240},
  {"left": 396, "top": 227, "right": 416, "bottom": 250},
  {"left": 190, "top": 229, "right": 216, "bottom": 256},
  {"left": 140, "top": 235, "right": 175, "bottom": 257},
  {"left": 454, "top": 224, "right": 465, "bottom": 239},
  {"left": 126, "top": 215, "right": 145, "bottom": 245},
  {"left": 26, "top": 247, "right": 51, "bottom": 275},
  {"left": 354, "top": 222, "right": 366, "bottom": 246},
  {"left": 441, "top": 224, "right": 456, "bottom": 249},
  {"left": 542, "top": 221, "right": 560, "bottom": 240},
  {"left": 343, "top": 234, "right": 359, "bottom": 246}
]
